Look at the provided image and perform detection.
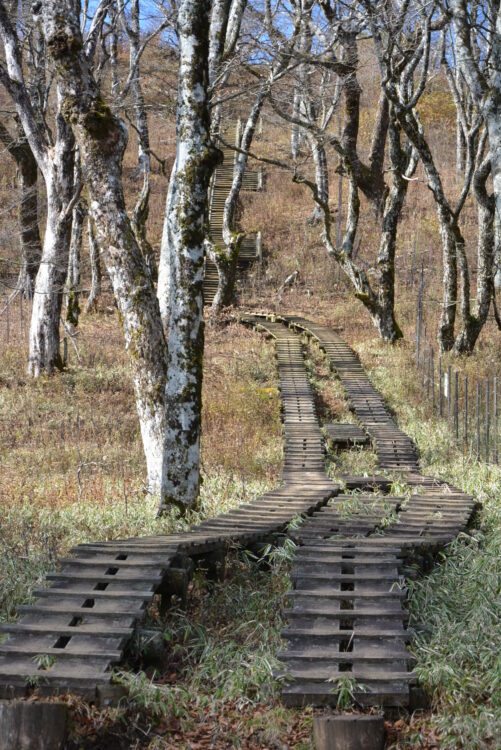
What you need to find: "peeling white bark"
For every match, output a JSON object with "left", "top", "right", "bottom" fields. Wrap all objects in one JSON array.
[
  {"left": 159, "top": 0, "right": 222, "bottom": 512},
  {"left": 28, "top": 92, "right": 75, "bottom": 375},
  {"left": 85, "top": 215, "right": 102, "bottom": 312},
  {"left": 40, "top": 0, "right": 167, "bottom": 493}
]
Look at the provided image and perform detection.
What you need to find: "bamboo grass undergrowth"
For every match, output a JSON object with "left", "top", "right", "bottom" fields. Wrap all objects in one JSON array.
[{"left": 359, "top": 338, "right": 501, "bottom": 749}]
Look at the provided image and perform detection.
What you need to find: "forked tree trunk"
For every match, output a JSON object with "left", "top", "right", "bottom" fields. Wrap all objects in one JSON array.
[
  {"left": 28, "top": 103, "right": 75, "bottom": 376},
  {"left": 454, "top": 157, "right": 494, "bottom": 353},
  {"left": 372, "top": 116, "right": 416, "bottom": 341},
  {"left": 159, "top": 0, "right": 222, "bottom": 512},
  {"left": 41, "top": 0, "right": 167, "bottom": 492}
]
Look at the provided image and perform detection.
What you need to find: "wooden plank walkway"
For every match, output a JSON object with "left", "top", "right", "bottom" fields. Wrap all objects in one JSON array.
[
  {"left": 0, "top": 318, "right": 336, "bottom": 701},
  {"left": 0, "top": 314, "right": 476, "bottom": 711},
  {"left": 204, "top": 122, "right": 262, "bottom": 304},
  {"left": 324, "top": 423, "right": 370, "bottom": 448},
  {"left": 246, "top": 314, "right": 475, "bottom": 708}
]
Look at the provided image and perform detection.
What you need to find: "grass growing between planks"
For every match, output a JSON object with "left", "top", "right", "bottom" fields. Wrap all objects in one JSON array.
[
  {"left": 65, "top": 550, "right": 315, "bottom": 750},
  {"left": 357, "top": 336, "right": 501, "bottom": 750}
]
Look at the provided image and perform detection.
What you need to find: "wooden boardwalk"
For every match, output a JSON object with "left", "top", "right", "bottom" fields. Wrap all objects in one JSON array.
[
  {"left": 250, "top": 315, "right": 475, "bottom": 707},
  {"left": 0, "top": 315, "right": 475, "bottom": 711},
  {"left": 204, "top": 122, "right": 262, "bottom": 304},
  {"left": 0, "top": 318, "right": 335, "bottom": 700}
]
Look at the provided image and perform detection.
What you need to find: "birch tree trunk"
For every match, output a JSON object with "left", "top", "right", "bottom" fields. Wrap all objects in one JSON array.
[
  {"left": 159, "top": 0, "right": 222, "bottom": 512},
  {"left": 209, "top": 83, "right": 267, "bottom": 313},
  {"left": 307, "top": 133, "right": 329, "bottom": 223},
  {"left": 85, "top": 215, "right": 102, "bottom": 312},
  {"left": 454, "top": 156, "right": 495, "bottom": 353},
  {"left": 28, "top": 97, "right": 75, "bottom": 376},
  {"left": 373, "top": 115, "right": 417, "bottom": 341},
  {"left": 157, "top": 157, "right": 177, "bottom": 331},
  {"left": 123, "top": 0, "right": 157, "bottom": 281},
  {"left": 450, "top": 0, "right": 501, "bottom": 246},
  {"left": 40, "top": 0, "right": 167, "bottom": 492},
  {"left": 66, "top": 149, "right": 85, "bottom": 329}
]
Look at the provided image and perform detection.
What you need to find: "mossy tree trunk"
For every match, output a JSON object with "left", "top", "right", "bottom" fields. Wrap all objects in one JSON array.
[
  {"left": 158, "top": 0, "right": 222, "bottom": 512},
  {"left": 300, "top": 108, "right": 412, "bottom": 344},
  {"left": 0, "top": 120, "right": 42, "bottom": 298},
  {"left": 28, "top": 99, "right": 75, "bottom": 376},
  {"left": 454, "top": 152, "right": 495, "bottom": 353},
  {"left": 39, "top": 0, "right": 167, "bottom": 493},
  {"left": 66, "top": 148, "right": 86, "bottom": 330}
]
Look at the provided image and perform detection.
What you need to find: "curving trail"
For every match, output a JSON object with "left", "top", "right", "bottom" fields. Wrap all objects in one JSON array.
[
  {"left": 0, "top": 315, "right": 475, "bottom": 712},
  {"left": 259, "top": 315, "right": 475, "bottom": 707},
  {"left": 0, "top": 317, "right": 334, "bottom": 700}
]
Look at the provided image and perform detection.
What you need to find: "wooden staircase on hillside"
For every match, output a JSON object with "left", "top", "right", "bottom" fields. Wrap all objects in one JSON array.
[{"left": 204, "top": 121, "right": 262, "bottom": 305}]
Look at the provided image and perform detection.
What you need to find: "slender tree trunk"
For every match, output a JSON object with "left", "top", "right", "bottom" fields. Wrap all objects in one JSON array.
[
  {"left": 307, "top": 133, "right": 329, "bottom": 223},
  {"left": 391, "top": 107, "right": 460, "bottom": 352},
  {"left": 41, "top": 0, "right": 167, "bottom": 492},
  {"left": 494, "top": 212, "right": 501, "bottom": 290},
  {"left": 128, "top": 0, "right": 157, "bottom": 281},
  {"left": 66, "top": 150, "right": 85, "bottom": 329},
  {"left": 372, "top": 116, "right": 416, "bottom": 341},
  {"left": 209, "top": 82, "right": 267, "bottom": 313},
  {"left": 0, "top": 121, "right": 42, "bottom": 297},
  {"left": 157, "top": 157, "right": 177, "bottom": 330},
  {"left": 291, "top": 90, "right": 303, "bottom": 159},
  {"left": 159, "top": 0, "right": 222, "bottom": 512},
  {"left": 28, "top": 100, "right": 75, "bottom": 376},
  {"left": 454, "top": 157, "right": 494, "bottom": 353},
  {"left": 17, "top": 144, "right": 42, "bottom": 297},
  {"left": 456, "top": 114, "right": 466, "bottom": 172},
  {"left": 85, "top": 215, "right": 102, "bottom": 312}
]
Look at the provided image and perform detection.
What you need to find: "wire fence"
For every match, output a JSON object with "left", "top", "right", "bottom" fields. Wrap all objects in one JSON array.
[
  {"left": 0, "top": 291, "right": 30, "bottom": 345},
  {"left": 415, "top": 284, "right": 500, "bottom": 465}
]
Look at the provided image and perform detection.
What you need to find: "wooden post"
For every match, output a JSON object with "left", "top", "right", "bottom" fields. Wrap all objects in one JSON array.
[
  {"left": 410, "top": 235, "right": 417, "bottom": 288},
  {"left": 416, "top": 268, "right": 423, "bottom": 366},
  {"left": 486, "top": 377, "right": 490, "bottom": 463},
  {"left": 454, "top": 371, "right": 459, "bottom": 441},
  {"left": 494, "top": 375, "right": 498, "bottom": 464},
  {"left": 476, "top": 381, "right": 481, "bottom": 461},
  {"left": 464, "top": 376, "right": 468, "bottom": 449},
  {"left": 439, "top": 356, "right": 443, "bottom": 417},
  {"left": 313, "top": 715, "right": 385, "bottom": 750}
]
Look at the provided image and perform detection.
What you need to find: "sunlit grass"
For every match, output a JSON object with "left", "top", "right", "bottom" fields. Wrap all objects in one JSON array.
[{"left": 358, "top": 337, "right": 501, "bottom": 749}]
